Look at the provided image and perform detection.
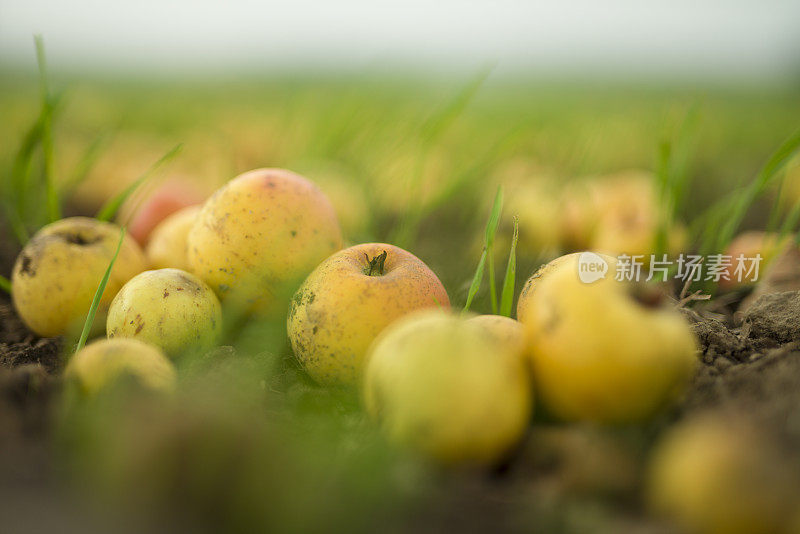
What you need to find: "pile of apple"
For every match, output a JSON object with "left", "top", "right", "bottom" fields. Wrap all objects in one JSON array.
[{"left": 15, "top": 166, "right": 764, "bottom": 530}]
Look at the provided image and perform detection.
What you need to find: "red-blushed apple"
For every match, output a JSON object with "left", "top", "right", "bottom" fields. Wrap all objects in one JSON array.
[
  {"left": 126, "top": 182, "right": 206, "bottom": 245},
  {"left": 287, "top": 243, "right": 449, "bottom": 386},
  {"left": 187, "top": 168, "right": 343, "bottom": 313}
]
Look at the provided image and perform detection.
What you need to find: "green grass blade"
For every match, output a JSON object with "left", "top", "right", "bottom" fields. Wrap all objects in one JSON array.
[
  {"left": 499, "top": 216, "right": 519, "bottom": 317},
  {"left": 74, "top": 227, "right": 125, "bottom": 354},
  {"left": 713, "top": 128, "right": 800, "bottom": 254},
  {"left": 462, "top": 250, "right": 486, "bottom": 313},
  {"left": 487, "top": 253, "right": 497, "bottom": 314},
  {"left": 484, "top": 185, "right": 503, "bottom": 248},
  {"left": 35, "top": 35, "right": 61, "bottom": 223},
  {"left": 0, "top": 274, "right": 11, "bottom": 294},
  {"left": 96, "top": 143, "right": 183, "bottom": 222},
  {"left": 462, "top": 186, "right": 503, "bottom": 313},
  {"left": 655, "top": 105, "right": 699, "bottom": 255}
]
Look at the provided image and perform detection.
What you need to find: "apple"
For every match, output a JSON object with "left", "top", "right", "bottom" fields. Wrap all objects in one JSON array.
[
  {"left": 465, "top": 314, "right": 529, "bottom": 358},
  {"left": 11, "top": 217, "right": 148, "bottom": 337},
  {"left": 719, "top": 231, "right": 789, "bottom": 289},
  {"left": 287, "top": 243, "right": 449, "bottom": 386},
  {"left": 66, "top": 338, "right": 176, "bottom": 395},
  {"left": 648, "top": 412, "right": 800, "bottom": 534},
  {"left": 107, "top": 268, "right": 222, "bottom": 357},
  {"left": 187, "top": 168, "right": 343, "bottom": 313},
  {"left": 516, "top": 252, "right": 593, "bottom": 325},
  {"left": 517, "top": 253, "right": 698, "bottom": 423},
  {"left": 145, "top": 205, "right": 201, "bottom": 271},
  {"left": 363, "top": 310, "right": 532, "bottom": 466},
  {"left": 125, "top": 181, "right": 206, "bottom": 246}
]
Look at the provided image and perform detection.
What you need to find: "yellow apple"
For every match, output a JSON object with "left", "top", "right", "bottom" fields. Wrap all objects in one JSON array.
[
  {"left": 518, "top": 252, "right": 698, "bottom": 423},
  {"left": 287, "top": 243, "right": 449, "bottom": 386},
  {"left": 107, "top": 268, "right": 222, "bottom": 357},
  {"left": 648, "top": 413, "right": 800, "bottom": 534},
  {"left": 363, "top": 311, "right": 532, "bottom": 466},
  {"left": 465, "top": 314, "right": 529, "bottom": 357},
  {"left": 145, "top": 205, "right": 201, "bottom": 271},
  {"left": 11, "top": 217, "right": 148, "bottom": 337},
  {"left": 187, "top": 168, "right": 343, "bottom": 313},
  {"left": 66, "top": 338, "right": 176, "bottom": 395}
]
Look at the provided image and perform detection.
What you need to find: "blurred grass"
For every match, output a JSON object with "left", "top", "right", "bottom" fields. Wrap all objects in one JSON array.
[{"left": 2, "top": 70, "right": 799, "bottom": 307}]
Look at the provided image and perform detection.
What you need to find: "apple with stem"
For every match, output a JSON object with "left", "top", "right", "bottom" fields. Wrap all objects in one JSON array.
[{"left": 287, "top": 243, "right": 449, "bottom": 386}]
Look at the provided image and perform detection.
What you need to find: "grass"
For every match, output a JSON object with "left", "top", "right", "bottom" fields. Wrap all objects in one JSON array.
[
  {"left": 73, "top": 226, "right": 125, "bottom": 354},
  {"left": 696, "top": 127, "right": 800, "bottom": 259},
  {"left": 0, "top": 274, "right": 10, "bottom": 294},
  {"left": 463, "top": 186, "right": 503, "bottom": 313},
  {"left": 35, "top": 35, "right": 61, "bottom": 223},
  {"left": 499, "top": 216, "right": 519, "bottom": 317},
  {"left": 95, "top": 143, "right": 183, "bottom": 222}
]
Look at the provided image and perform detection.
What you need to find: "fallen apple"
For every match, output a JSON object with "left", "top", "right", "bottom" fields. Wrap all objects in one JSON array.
[
  {"left": 11, "top": 217, "right": 148, "bottom": 337},
  {"left": 720, "top": 231, "right": 789, "bottom": 289},
  {"left": 465, "top": 314, "right": 529, "bottom": 358},
  {"left": 518, "top": 253, "right": 698, "bottom": 423},
  {"left": 145, "top": 205, "right": 201, "bottom": 271},
  {"left": 66, "top": 338, "right": 176, "bottom": 395},
  {"left": 107, "top": 268, "right": 222, "bottom": 357},
  {"left": 648, "top": 412, "right": 800, "bottom": 534},
  {"left": 126, "top": 181, "right": 206, "bottom": 246},
  {"left": 287, "top": 243, "right": 449, "bottom": 386},
  {"left": 363, "top": 310, "right": 532, "bottom": 466},
  {"left": 187, "top": 168, "right": 343, "bottom": 313}
]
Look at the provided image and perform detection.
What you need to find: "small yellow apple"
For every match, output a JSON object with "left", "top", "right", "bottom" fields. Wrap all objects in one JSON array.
[
  {"left": 107, "top": 268, "right": 222, "bottom": 357},
  {"left": 66, "top": 338, "right": 176, "bottom": 395},
  {"left": 145, "top": 205, "right": 201, "bottom": 271},
  {"left": 187, "top": 168, "right": 343, "bottom": 312},
  {"left": 648, "top": 413, "right": 800, "bottom": 534},
  {"left": 11, "top": 217, "right": 148, "bottom": 337},
  {"left": 518, "top": 252, "right": 698, "bottom": 423},
  {"left": 363, "top": 311, "right": 532, "bottom": 466},
  {"left": 287, "top": 243, "right": 449, "bottom": 386}
]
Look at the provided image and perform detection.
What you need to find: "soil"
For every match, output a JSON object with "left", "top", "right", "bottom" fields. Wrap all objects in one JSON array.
[{"left": 2, "top": 237, "right": 800, "bottom": 532}]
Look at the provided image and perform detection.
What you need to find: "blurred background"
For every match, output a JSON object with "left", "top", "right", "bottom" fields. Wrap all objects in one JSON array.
[
  {"left": 2, "top": 2, "right": 800, "bottom": 533},
  {"left": 2, "top": 0, "right": 799, "bottom": 80}
]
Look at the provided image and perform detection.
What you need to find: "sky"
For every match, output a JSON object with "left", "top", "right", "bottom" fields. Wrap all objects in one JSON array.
[{"left": 1, "top": 0, "right": 799, "bottom": 81}]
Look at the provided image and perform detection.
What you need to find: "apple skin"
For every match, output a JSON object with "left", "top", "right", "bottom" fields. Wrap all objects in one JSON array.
[
  {"left": 66, "top": 338, "right": 176, "bottom": 395},
  {"left": 466, "top": 314, "right": 529, "bottom": 358},
  {"left": 516, "top": 252, "right": 593, "bottom": 325},
  {"left": 145, "top": 205, "right": 201, "bottom": 271},
  {"left": 287, "top": 243, "right": 449, "bottom": 386},
  {"left": 363, "top": 310, "right": 531, "bottom": 466},
  {"left": 719, "top": 231, "right": 789, "bottom": 289},
  {"left": 187, "top": 168, "right": 343, "bottom": 313},
  {"left": 648, "top": 413, "right": 800, "bottom": 534},
  {"left": 518, "top": 253, "right": 698, "bottom": 423},
  {"left": 561, "top": 172, "right": 687, "bottom": 258},
  {"left": 107, "top": 268, "right": 222, "bottom": 357},
  {"left": 11, "top": 217, "right": 148, "bottom": 337},
  {"left": 126, "top": 182, "right": 206, "bottom": 246}
]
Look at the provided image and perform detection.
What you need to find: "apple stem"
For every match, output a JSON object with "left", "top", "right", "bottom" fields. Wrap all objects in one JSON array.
[{"left": 364, "top": 250, "right": 388, "bottom": 276}]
